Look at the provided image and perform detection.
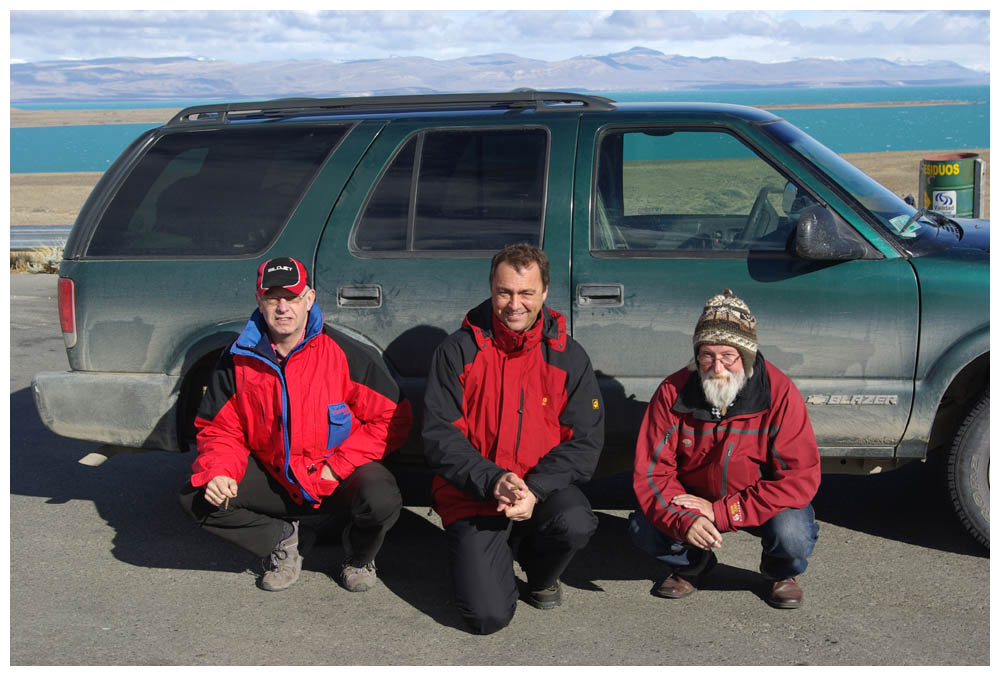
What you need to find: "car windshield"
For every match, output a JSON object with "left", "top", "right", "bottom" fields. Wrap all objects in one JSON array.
[{"left": 761, "top": 120, "right": 932, "bottom": 240}]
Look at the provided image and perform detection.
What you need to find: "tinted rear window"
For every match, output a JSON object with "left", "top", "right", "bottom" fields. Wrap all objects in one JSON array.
[{"left": 86, "top": 125, "right": 346, "bottom": 257}]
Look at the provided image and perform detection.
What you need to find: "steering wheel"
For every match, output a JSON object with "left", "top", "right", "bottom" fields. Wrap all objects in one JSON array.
[{"left": 681, "top": 232, "right": 722, "bottom": 250}]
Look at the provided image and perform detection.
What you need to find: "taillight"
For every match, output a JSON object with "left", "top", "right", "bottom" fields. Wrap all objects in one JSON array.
[{"left": 57, "top": 277, "right": 77, "bottom": 348}]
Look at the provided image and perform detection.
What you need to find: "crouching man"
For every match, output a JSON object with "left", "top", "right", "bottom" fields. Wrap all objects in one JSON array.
[
  {"left": 179, "top": 257, "right": 412, "bottom": 592},
  {"left": 422, "top": 243, "right": 604, "bottom": 633},
  {"left": 631, "top": 289, "right": 820, "bottom": 608}
]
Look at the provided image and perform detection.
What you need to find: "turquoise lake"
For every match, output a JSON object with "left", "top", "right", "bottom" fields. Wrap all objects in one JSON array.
[{"left": 10, "top": 85, "right": 990, "bottom": 173}]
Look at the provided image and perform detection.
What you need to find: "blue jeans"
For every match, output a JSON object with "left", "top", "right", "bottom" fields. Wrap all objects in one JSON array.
[{"left": 628, "top": 505, "right": 819, "bottom": 580}]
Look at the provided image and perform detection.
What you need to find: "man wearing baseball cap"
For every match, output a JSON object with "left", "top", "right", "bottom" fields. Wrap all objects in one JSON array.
[
  {"left": 179, "top": 256, "right": 412, "bottom": 593},
  {"left": 630, "top": 289, "right": 820, "bottom": 609}
]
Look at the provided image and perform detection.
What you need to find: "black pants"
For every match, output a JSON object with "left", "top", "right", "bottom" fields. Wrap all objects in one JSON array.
[
  {"left": 445, "top": 484, "right": 598, "bottom": 635},
  {"left": 178, "top": 456, "right": 401, "bottom": 563}
]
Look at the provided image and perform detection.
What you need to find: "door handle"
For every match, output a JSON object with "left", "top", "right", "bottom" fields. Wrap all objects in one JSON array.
[
  {"left": 577, "top": 283, "right": 624, "bottom": 307},
  {"left": 338, "top": 284, "right": 382, "bottom": 308}
]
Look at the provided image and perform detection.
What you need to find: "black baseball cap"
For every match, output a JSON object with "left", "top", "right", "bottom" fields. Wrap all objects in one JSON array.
[{"left": 256, "top": 257, "right": 309, "bottom": 297}]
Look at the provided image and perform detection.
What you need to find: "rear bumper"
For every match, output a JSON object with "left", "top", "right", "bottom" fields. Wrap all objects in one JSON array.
[{"left": 32, "top": 371, "right": 182, "bottom": 451}]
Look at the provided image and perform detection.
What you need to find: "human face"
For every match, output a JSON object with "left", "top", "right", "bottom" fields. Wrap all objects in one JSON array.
[
  {"left": 697, "top": 345, "right": 743, "bottom": 376},
  {"left": 697, "top": 345, "right": 745, "bottom": 409},
  {"left": 490, "top": 261, "right": 548, "bottom": 333},
  {"left": 256, "top": 286, "right": 315, "bottom": 345}
]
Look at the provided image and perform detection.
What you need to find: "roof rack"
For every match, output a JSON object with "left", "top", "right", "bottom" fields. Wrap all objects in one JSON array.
[{"left": 166, "top": 91, "right": 617, "bottom": 126}]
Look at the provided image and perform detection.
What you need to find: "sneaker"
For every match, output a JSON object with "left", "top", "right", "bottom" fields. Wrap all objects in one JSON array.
[
  {"left": 339, "top": 560, "right": 377, "bottom": 592},
  {"left": 259, "top": 520, "right": 302, "bottom": 591},
  {"left": 524, "top": 581, "right": 562, "bottom": 610}
]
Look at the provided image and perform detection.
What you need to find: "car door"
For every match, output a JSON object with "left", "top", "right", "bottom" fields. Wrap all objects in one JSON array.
[
  {"left": 570, "top": 115, "right": 920, "bottom": 456},
  {"left": 314, "top": 113, "right": 580, "bottom": 437}
]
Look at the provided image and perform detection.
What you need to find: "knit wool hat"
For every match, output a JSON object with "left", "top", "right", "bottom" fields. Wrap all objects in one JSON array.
[{"left": 693, "top": 288, "right": 758, "bottom": 376}]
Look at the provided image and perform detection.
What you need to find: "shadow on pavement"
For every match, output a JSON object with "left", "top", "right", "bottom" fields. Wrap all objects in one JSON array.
[
  {"left": 575, "top": 466, "right": 986, "bottom": 558},
  {"left": 812, "top": 459, "right": 986, "bottom": 557},
  {"left": 11, "top": 382, "right": 986, "bottom": 633}
]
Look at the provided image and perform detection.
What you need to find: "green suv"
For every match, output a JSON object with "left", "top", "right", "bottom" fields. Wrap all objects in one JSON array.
[{"left": 31, "top": 91, "right": 989, "bottom": 547}]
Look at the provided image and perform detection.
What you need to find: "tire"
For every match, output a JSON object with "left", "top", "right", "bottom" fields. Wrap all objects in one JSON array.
[
  {"left": 947, "top": 392, "right": 989, "bottom": 548},
  {"left": 178, "top": 354, "right": 220, "bottom": 452}
]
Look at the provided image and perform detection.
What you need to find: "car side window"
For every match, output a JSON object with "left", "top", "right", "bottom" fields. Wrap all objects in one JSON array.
[
  {"left": 354, "top": 127, "right": 547, "bottom": 254},
  {"left": 592, "top": 128, "right": 817, "bottom": 253},
  {"left": 87, "top": 126, "right": 347, "bottom": 257}
]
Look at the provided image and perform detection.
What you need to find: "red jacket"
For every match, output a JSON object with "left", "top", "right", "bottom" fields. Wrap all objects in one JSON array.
[
  {"left": 633, "top": 354, "right": 820, "bottom": 541},
  {"left": 191, "top": 303, "right": 412, "bottom": 507},
  {"left": 422, "top": 300, "right": 604, "bottom": 526}
]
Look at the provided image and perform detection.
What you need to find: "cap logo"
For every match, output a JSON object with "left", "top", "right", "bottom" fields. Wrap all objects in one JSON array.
[{"left": 256, "top": 257, "right": 309, "bottom": 297}]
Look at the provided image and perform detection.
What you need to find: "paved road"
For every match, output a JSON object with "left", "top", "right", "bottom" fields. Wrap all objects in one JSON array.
[
  {"left": 10, "top": 273, "right": 989, "bottom": 665},
  {"left": 10, "top": 225, "right": 72, "bottom": 251}
]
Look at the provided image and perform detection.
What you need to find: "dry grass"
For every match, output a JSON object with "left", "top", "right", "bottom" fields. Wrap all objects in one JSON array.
[
  {"left": 10, "top": 171, "right": 103, "bottom": 226},
  {"left": 11, "top": 247, "right": 64, "bottom": 274}
]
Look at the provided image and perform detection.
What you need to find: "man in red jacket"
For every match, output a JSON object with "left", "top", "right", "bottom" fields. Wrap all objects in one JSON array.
[
  {"left": 631, "top": 289, "right": 820, "bottom": 609},
  {"left": 423, "top": 243, "right": 604, "bottom": 634},
  {"left": 179, "top": 257, "right": 412, "bottom": 593}
]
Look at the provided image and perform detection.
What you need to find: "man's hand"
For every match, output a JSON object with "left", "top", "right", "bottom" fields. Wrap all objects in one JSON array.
[
  {"left": 494, "top": 471, "right": 528, "bottom": 507},
  {"left": 501, "top": 488, "right": 538, "bottom": 521},
  {"left": 685, "top": 515, "right": 723, "bottom": 551},
  {"left": 204, "top": 475, "right": 238, "bottom": 507},
  {"left": 671, "top": 493, "right": 715, "bottom": 521},
  {"left": 320, "top": 463, "right": 339, "bottom": 485},
  {"left": 493, "top": 471, "right": 537, "bottom": 521}
]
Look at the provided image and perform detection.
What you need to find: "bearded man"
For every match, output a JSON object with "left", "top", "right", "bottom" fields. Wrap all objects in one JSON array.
[{"left": 630, "top": 289, "right": 820, "bottom": 609}]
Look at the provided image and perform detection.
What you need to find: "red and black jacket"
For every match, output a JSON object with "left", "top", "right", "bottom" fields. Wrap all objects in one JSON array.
[
  {"left": 191, "top": 303, "right": 412, "bottom": 507},
  {"left": 633, "top": 353, "right": 820, "bottom": 540},
  {"left": 422, "top": 300, "right": 604, "bottom": 526}
]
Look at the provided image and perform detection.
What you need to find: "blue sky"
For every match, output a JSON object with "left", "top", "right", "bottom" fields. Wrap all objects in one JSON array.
[{"left": 8, "top": 9, "right": 991, "bottom": 72}]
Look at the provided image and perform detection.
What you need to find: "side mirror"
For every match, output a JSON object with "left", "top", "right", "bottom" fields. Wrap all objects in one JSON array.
[{"left": 794, "top": 206, "right": 872, "bottom": 260}]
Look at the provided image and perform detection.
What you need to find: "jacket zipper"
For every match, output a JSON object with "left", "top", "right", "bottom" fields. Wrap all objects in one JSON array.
[
  {"left": 235, "top": 337, "right": 318, "bottom": 504},
  {"left": 720, "top": 440, "right": 735, "bottom": 499},
  {"left": 514, "top": 388, "right": 524, "bottom": 457}
]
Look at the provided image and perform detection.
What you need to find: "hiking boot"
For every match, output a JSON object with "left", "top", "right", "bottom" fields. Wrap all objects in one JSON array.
[
  {"left": 524, "top": 581, "right": 562, "bottom": 610},
  {"left": 339, "top": 560, "right": 378, "bottom": 592},
  {"left": 259, "top": 520, "right": 302, "bottom": 591}
]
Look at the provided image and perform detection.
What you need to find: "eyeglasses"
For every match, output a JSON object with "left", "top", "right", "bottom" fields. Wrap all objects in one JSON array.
[
  {"left": 697, "top": 352, "right": 741, "bottom": 367},
  {"left": 259, "top": 291, "right": 310, "bottom": 307}
]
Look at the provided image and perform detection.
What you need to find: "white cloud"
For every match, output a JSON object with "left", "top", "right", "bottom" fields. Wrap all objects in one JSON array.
[{"left": 8, "top": 9, "right": 991, "bottom": 70}]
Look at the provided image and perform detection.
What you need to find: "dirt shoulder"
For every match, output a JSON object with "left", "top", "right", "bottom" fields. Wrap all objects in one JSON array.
[{"left": 11, "top": 108, "right": 182, "bottom": 128}]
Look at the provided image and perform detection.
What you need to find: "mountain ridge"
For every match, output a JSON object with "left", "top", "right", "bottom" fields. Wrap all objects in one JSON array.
[{"left": 10, "top": 47, "right": 988, "bottom": 102}]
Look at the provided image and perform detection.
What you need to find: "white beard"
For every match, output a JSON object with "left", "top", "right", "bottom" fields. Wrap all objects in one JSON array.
[{"left": 700, "top": 367, "right": 747, "bottom": 413}]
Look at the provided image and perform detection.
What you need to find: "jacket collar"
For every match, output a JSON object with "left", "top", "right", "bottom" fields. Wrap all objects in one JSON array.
[
  {"left": 673, "top": 352, "right": 770, "bottom": 422},
  {"left": 233, "top": 302, "right": 325, "bottom": 363},
  {"left": 463, "top": 298, "right": 568, "bottom": 354}
]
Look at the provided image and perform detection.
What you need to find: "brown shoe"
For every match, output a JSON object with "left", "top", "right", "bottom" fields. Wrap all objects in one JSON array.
[
  {"left": 655, "top": 573, "right": 697, "bottom": 598},
  {"left": 654, "top": 553, "right": 716, "bottom": 599},
  {"left": 767, "top": 577, "right": 803, "bottom": 609}
]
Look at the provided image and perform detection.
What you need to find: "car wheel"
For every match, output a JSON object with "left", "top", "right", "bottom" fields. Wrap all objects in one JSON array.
[
  {"left": 178, "top": 354, "right": 220, "bottom": 452},
  {"left": 947, "top": 392, "right": 989, "bottom": 548}
]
